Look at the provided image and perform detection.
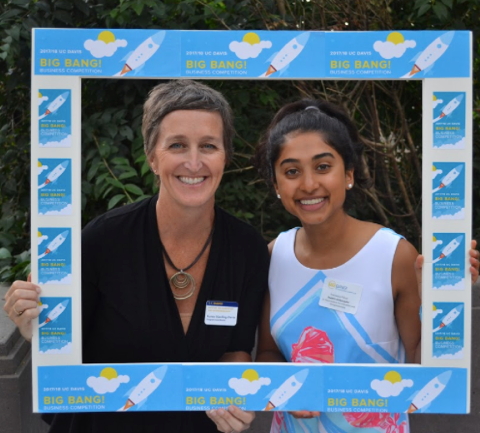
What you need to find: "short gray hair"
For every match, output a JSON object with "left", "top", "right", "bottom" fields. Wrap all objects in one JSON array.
[{"left": 142, "top": 80, "right": 234, "bottom": 164}]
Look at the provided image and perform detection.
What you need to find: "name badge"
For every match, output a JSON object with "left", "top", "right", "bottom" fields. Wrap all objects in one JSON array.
[
  {"left": 319, "top": 278, "right": 363, "bottom": 315},
  {"left": 205, "top": 301, "right": 238, "bottom": 326}
]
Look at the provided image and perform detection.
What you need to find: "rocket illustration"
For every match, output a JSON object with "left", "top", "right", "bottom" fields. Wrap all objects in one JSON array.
[
  {"left": 432, "top": 164, "right": 463, "bottom": 194},
  {"left": 114, "top": 31, "right": 165, "bottom": 76},
  {"left": 38, "top": 92, "right": 69, "bottom": 120},
  {"left": 260, "top": 32, "right": 310, "bottom": 78},
  {"left": 38, "top": 160, "right": 69, "bottom": 189},
  {"left": 433, "top": 94, "right": 464, "bottom": 123},
  {"left": 402, "top": 32, "right": 454, "bottom": 78},
  {"left": 432, "top": 235, "right": 463, "bottom": 264},
  {"left": 38, "top": 300, "right": 69, "bottom": 328},
  {"left": 406, "top": 371, "right": 452, "bottom": 413},
  {"left": 38, "top": 230, "right": 69, "bottom": 259},
  {"left": 433, "top": 305, "right": 463, "bottom": 333},
  {"left": 264, "top": 369, "right": 309, "bottom": 411},
  {"left": 118, "top": 366, "right": 168, "bottom": 411}
]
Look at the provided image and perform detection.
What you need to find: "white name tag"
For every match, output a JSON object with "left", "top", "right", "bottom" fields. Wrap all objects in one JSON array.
[
  {"left": 319, "top": 278, "right": 363, "bottom": 314},
  {"left": 205, "top": 301, "right": 238, "bottom": 326}
]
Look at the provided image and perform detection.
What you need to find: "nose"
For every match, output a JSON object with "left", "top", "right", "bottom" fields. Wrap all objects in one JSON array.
[
  {"left": 300, "top": 170, "right": 318, "bottom": 193},
  {"left": 184, "top": 147, "right": 203, "bottom": 172}
]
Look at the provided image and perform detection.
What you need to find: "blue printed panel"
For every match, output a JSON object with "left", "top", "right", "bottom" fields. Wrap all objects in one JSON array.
[
  {"left": 33, "top": 30, "right": 471, "bottom": 79},
  {"left": 35, "top": 29, "right": 181, "bottom": 77},
  {"left": 38, "top": 228, "right": 72, "bottom": 285},
  {"left": 432, "top": 233, "right": 465, "bottom": 291},
  {"left": 37, "top": 364, "right": 467, "bottom": 414},
  {"left": 433, "top": 92, "right": 466, "bottom": 149},
  {"left": 432, "top": 162, "right": 465, "bottom": 220},
  {"left": 38, "top": 297, "right": 72, "bottom": 354},
  {"left": 324, "top": 31, "right": 470, "bottom": 79},
  {"left": 181, "top": 31, "right": 324, "bottom": 79},
  {"left": 38, "top": 89, "right": 71, "bottom": 148},
  {"left": 38, "top": 159, "right": 72, "bottom": 216},
  {"left": 432, "top": 302, "right": 465, "bottom": 360}
]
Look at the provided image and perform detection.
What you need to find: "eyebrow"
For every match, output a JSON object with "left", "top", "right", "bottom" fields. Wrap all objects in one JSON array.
[
  {"left": 279, "top": 152, "right": 335, "bottom": 166},
  {"left": 165, "top": 134, "right": 222, "bottom": 142}
]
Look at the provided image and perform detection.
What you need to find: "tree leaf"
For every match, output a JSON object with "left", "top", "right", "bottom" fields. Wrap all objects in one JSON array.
[
  {"left": 108, "top": 194, "right": 126, "bottom": 210},
  {"left": 440, "top": 0, "right": 453, "bottom": 9},
  {"left": 105, "top": 177, "right": 124, "bottom": 189},
  {"left": 124, "top": 183, "right": 144, "bottom": 195},
  {"left": 0, "top": 247, "right": 12, "bottom": 259},
  {"left": 111, "top": 157, "right": 130, "bottom": 166},
  {"left": 417, "top": 3, "right": 431, "bottom": 17},
  {"left": 118, "top": 171, "right": 138, "bottom": 180},
  {"left": 433, "top": 3, "right": 448, "bottom": 20}
]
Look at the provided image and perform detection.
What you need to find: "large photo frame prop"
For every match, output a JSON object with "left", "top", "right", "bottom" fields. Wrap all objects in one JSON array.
[{"left": 31, "top": 29, "right": 472, "bottom": 414}]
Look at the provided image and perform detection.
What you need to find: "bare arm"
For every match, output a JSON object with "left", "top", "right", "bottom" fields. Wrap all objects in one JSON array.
[
  {"left": 392, "top": 239, "right": 422, "bottom": 364},
  {"left": 255, "top": 290, "right": 286, "bottom": 363}
]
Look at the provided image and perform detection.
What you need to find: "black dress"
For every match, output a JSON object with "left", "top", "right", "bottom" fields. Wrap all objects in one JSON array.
[{"left": 44, "top": 196, "right": 269, "bottom": 432}]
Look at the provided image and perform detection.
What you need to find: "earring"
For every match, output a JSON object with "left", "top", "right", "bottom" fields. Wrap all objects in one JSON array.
[
  {"left": 277, "top": 194, "right": 281, "bottom": 199},
  {"left": 348, "top": 184, "right": 353, "bottom": 189},
  {"left": 152, "top": 167, "right": 157, "bottom": 174}
]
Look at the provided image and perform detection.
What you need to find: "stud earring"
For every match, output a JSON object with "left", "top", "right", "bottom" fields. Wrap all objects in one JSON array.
[
  {"left": 277, "top": 194, "right": 281, "bottom": 199},
  {"left": 348, "top": 184, "right": 353, "bottom": 189}
]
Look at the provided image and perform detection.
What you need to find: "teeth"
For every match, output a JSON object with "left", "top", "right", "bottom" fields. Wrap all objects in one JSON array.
[
  {"left": 179, "top": 176, "right": 205, "bottom": 185},
  {"left": 300, "top": 198, "right": 325, "bottom": 205}
]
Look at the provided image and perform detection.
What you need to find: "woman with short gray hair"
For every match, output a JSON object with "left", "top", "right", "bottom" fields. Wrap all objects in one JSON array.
[{"left": 4, "top": 80, "right": 268, "bottom": 433}]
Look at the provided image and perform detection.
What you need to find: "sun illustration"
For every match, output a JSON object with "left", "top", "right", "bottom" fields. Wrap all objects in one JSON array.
[
  {"left": 433, "top": 235, "right": 437, "bottom": 242},
  {"left": 100, "top": 367, "right": 118, "bottom": 380},
  {"left": 433, "top": 95, "right": 437, "bottom": 101},
  {"left": 242, "top": 32, "right": 260, "bottom": 46},
  {"left": 241, "top": 369, "right": 259, "bottom": 382},
  {"left": 38, "top": 161, "right": 42, "bottom": 167},
  {"left": 384, "top": 370, "right": 402, "bottom": 384},
  {"left": 38, "top": 231, "right": 42, "bottom": 237},
  {"left": 98, "top": 31, "right": 116, "bottom": 44},
  {"left": 432, "top": 165, "right": 437, "bottom": 171},
  {"left": 433, "top": 304, "right": 437, "bottom": 311},
  {"left": 38, "top": 92, "right": 42, "bottom": 98},
  {"left": 386, "top": 32, "right": 404, "bottom": 45}
]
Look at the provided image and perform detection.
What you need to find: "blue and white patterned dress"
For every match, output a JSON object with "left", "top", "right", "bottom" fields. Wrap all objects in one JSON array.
[{"left": 269, "top": 227, "right": 410, "bottom": 433}]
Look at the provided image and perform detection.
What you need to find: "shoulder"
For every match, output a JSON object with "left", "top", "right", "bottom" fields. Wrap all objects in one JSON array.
[
  {"left": 268, "top": 239, "right": 277, "bottom": 256},
  {"left": 393, "top": 238, "right": 418, "bottom": 267}
]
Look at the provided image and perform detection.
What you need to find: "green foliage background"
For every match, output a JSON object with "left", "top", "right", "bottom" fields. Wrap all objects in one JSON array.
[{"left": 0, "top": 0, "right": 479, "bottom": 281}]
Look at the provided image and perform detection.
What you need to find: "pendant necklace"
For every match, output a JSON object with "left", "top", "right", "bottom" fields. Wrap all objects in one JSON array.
[{"left": 161, "top": 223, "right": 215, "bottom": 300}]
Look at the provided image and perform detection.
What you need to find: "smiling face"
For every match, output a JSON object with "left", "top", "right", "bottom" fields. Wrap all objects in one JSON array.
[
  {"left": 274, "top": 131, "right": 353, "bottom": 227},
  {"left": 150, "top": 109, "right": 226, "bottom": 211}
]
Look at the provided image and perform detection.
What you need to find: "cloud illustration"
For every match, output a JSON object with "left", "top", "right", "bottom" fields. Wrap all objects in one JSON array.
[
  {"left": 371, "top": 378, "right": 413, "bottom": 397},
  {"left": 40, "top": 342, "right": 72, "bottom": 354},
  {"left": 84, "top": 38, "right": 127, "bottom": 58},
  {"left": 38, "top": 95, "right": 49, "bottom": 106},
  {"left": 373, "top": 39, "right": 416, "bottom": 59},
  {"left": 433, "top": 239, "right": 443, "bottom": 249},
  {"left": 433, "top": 98, "right": 443, "bottom": 109},
  {"left": 38, "top": 235, "right": 48, "bottom": 245},
  {"left": 432, "top": 308, "right": 444, "bottom": 319},
  {"left": 432, "top": 169, "right": 443, "bottom": 180},
  {"left": 40, "top": 135, "right": 72, "bottom": 148},
  {"left": 229, "top": 40, "right": 272, "bottom": 59},
  {"left": 228, "top": 377, "right": 271, "bottom": 396},
  {"left": 87, "top": 374, "right": 130, "bottom": 394},
  {"left": 38, "top": 165, "right": 49, "bottom": 175}
]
